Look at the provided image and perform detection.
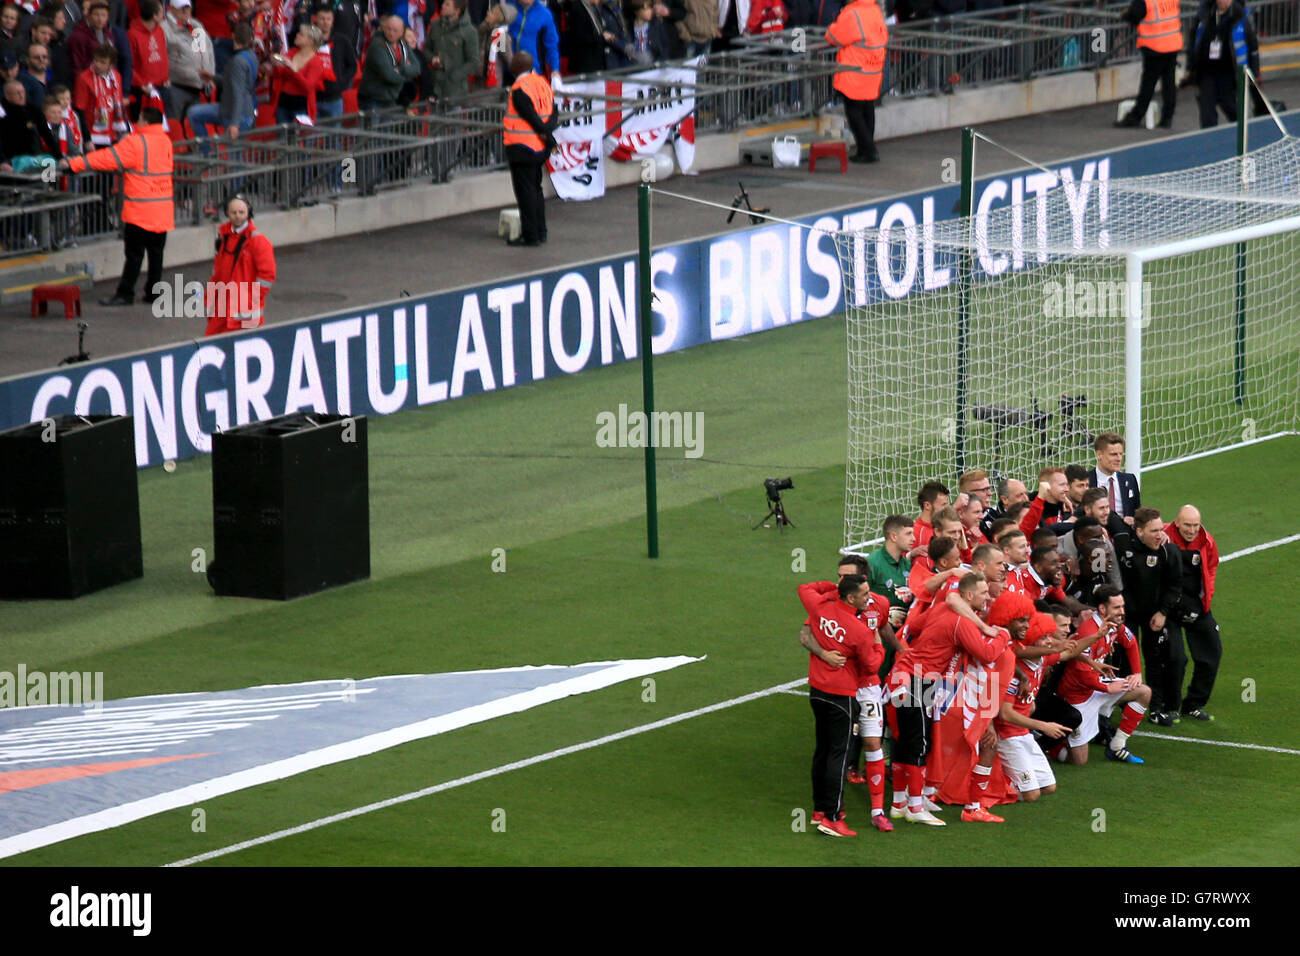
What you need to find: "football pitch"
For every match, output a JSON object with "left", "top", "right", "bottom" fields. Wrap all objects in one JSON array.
[{"left": 3, "top": 312, "right": 1298, "bottom": 867}]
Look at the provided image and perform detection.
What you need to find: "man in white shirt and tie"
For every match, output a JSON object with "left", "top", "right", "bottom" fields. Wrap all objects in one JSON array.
[{"left": 1090, "top": 431, "right": 1140, "bottom": 528}]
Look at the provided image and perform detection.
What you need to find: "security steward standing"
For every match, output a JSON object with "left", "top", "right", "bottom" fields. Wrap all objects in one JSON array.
[
  {"left": 60, "top": 105, "right": 174, "bottom": 307},
  {"left": 1114, "top": 506, "right": 1185, "bottom": 727},
  {"left": 825, "top": 0, "right": 887, "bottom": 164},
  {"left": 503, "top": 50, "right": 556, "bottom": 248},
  {"left": 1187, "top": 0, "right": 1265, "bottom": 129},
  {"left": 205, "top": 194, "right": 276, "bottom": 337},
  {"left": 1115, "top": 0, "right": 1183, "bottom": 128},
  {"left": 1163, "top": 505, "right": 1221, "bottom": 721}
]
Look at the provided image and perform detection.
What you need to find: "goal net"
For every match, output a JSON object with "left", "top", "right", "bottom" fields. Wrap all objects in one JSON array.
[{"left": 837, "top": 135, "right": 1300, "bottom": 552}]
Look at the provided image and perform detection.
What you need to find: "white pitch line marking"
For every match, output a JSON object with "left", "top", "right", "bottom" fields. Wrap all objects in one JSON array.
[
  {"left": 166, "top": 531, "right": 1300, "bottom": 866},
  {"left": 167, "top": 677, "right": 807, "bottom": 867},
  {"left": 1132, "top": 731, "right": 1300, "bottom": 756}
]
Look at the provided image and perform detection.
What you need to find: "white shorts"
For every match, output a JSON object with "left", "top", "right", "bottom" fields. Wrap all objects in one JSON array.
[
  {"left": 1067, "top": 687, "right": 1128, "bottom": 748},
  {"left": 997, "top": 733, "right": 1056, "bottom": 793},
  {"left": 855, "top": 684, "right": 886, "bottom": 738}
]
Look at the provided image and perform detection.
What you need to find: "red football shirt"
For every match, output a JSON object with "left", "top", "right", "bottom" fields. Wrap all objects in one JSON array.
[
  {"left": 1012, "top": 565, "right": 1068, "bottom": 604},
  {"left": 913, "top": 517, "right": 933, "bottom": 550},
  {"left": 889, "top": 605, "right": 1008, "bottom": 687},
  {"left": 798, "top": 582, "right": 882, "bottom": 696},
  {"left": 128, "top": 22, "right": 169, "bottom": 89},
  {"left": 855, "top": 593, "right": 890, "bottom": 688},
  {"left": 994, "top": 652, "right": 1061, "bottom": 738}
]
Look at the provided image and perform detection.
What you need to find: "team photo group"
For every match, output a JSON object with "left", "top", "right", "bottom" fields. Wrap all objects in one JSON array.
[{"left": 799, "top": 432, "right": 1222, "bottom": 837}]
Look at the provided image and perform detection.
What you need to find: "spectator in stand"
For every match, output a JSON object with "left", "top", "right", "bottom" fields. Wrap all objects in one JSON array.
[
  {"left": 0, "top": 76, "right": 41, "bottom": 159},
  {"left": 508, "top": 0, "right": 558, "bottom": 75},
  {"left": 19, "top": 39, "right": 49, "bottom": 103},
  {"left": 478, "top": 1, "right": 512, "bottom": 87},
  {"left": 298, "top": 2, "right": 352, "bottom": 119},
  {"left": 598, "top": 0, "right": 631, "bottom": 68},
  {"left": 163, "top": 0, "right": 214, "bottom": 122},
  {"left": 1, "top": 5, "right": 21, "bottom": 56},
  {"left": 809, "top": 0, "right": 840, "bottom": 27},
  {"left": 423, "top": 0, "right": 477, "bottom": 102},
  {"left": 357, "top": 13, "right": 419, "bottom": 110},
  {"left": 563, "top": 0, "right": 607, "bottom": 75},
  {"left": 626, "top": 0, "right": 669, "bottom": 62},
  {"left": 72, "top": 40, "right": 128, "bottom": 143},
  {"left": 269, "top": 19, "right": 322, "bottom": 122},
  {"left": 826, "top": 0, "right": 886, "bottom": 163},
  {"left": 45, "top": 79, "right": 82, "bottom": 151},
  {"left": 33, "top": 11, "right": 72, "bottom": 83},
  {"left": 331, "top": 0, "right": 365, "bottom": 61},
  {"left": 186, "top": 18, "right": 254, "bottom": 135},
  {"left": 35, "top": 89, "right": 76, "bottom": 155},
  {"left": 194, "top": 0, "right": 236, "bottom": 73},
  {"left": 127, "top": 0, "right": 168, "bottom": 120},
  {"left": 672, "top": 0, "right": 717, "bottom": 57},
  {"left": 745, "top": 0, "right": 785, "bottom": 35},
  {"left": 68, "top": 1, "right": 127, "bottom": 84}
]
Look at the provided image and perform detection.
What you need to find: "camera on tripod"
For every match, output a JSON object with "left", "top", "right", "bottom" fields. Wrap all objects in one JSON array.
[
  {"left": 755, "top": 477, "right": 795, "bottom": 530},
  {"left": 764, "top": 477, "right": 793, "bottom": 502}
]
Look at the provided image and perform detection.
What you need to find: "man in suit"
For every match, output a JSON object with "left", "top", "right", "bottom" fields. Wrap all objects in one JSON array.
[{"left": 1089, "top": 431, "right": 1140, "bottom": 528}]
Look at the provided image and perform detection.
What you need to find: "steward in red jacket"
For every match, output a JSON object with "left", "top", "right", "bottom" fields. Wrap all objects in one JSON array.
[
  {"left": 204, "top": 196, "right": 276, "bottom": 336},
  {"left": 1162, "top": 505, "right": 1222, "bottom": 720}
]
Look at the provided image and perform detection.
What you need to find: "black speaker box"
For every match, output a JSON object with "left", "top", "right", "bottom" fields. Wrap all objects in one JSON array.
[
  {"left": 0, "top": 414, "right": 143, "bottom": 599},
  {"left": 207, "top": 412, "right": 369, "bottom": 600}
]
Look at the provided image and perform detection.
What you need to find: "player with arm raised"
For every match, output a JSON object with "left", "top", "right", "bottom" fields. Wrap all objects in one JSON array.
[
  {"left": 886, "top": 571, "right": 1008, "bottom": 826},
  {"left": 899, "top": 534, "right": 965, "bottom": 642},
  {"left": 797, "top": 574, "right": 884, "bottom": 837}
]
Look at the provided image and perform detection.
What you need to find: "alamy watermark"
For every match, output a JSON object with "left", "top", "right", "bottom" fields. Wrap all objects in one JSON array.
[
  {"left": 1042, "top": 275, "right": 1151, "bottom": 322},
  {"left": 0, "top": 664, "right": 104, "bottom": 712},
  {"left": 150, "top": 274, "right": 263, "bottom": 327},
  {"left": 595, "top": 403, "right": 704, "bottom": 459}
]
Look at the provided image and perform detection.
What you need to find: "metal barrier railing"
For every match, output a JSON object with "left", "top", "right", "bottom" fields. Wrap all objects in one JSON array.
[
  {"left": 4, "top": 0, "right": 1297, "bottom": 256},
  {"left": 0, "top": 173, "right": 119, "bottom": 259}
]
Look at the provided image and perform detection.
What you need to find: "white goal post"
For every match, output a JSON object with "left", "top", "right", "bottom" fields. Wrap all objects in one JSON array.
[{"left": 838, "top": 138, "right": 1300, "bottom": 554}]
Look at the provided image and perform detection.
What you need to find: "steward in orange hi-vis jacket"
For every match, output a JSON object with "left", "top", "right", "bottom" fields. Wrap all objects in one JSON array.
[
  {"left": 826, "top": 0, "right": 887, "bottom": 164},
  {"left": 64, "top": 111, "right": 174, "bottom": 306}
]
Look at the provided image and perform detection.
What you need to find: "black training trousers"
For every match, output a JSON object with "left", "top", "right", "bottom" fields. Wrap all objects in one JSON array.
[
  {"left": 117, "top": 222, "right": 168, "bottom": 301},
  {"left": 507, "top": 150, "right": 548, "bottom": 244},
  {"left": 1169, "top": 611, "right": 1222, "bottom": 712},
  {"left": 890, "top": 677, "right": 932, "bottom": 768},
  {"left": 810, "top": 687, "right": 859, "bottom": 819},
  {"left": 1128, "top": 49, "right": 1178, "bottom": 126},
  {"left": 1138, "top": 622, "right": 1187, "bottom": 714},
  {"left": 841, "top": 93, "right": 877, "bottom": 160}
]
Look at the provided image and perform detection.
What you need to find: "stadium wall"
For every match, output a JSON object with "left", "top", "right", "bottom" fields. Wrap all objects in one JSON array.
[{"left": 2, "top": 114, "right": 1297, "bottom": 468}]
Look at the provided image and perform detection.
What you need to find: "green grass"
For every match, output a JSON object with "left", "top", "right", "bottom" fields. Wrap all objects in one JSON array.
[{"left": 3, "top": 307, "right": 1299, "bottom": 866}]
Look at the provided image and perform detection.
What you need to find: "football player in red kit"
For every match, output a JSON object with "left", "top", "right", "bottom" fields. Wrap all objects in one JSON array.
[
  {"left": 995, "top": 612, "right": 1080, "bottom": 801},
  {"left": 798, "top": 574, "right": 884, "bottom": 837},
  {"left": 886, "top": 572, "right": 1008, "bottom": 826},
  {"left": 1058, "top": 585, "right": 1151, "bottom": 764}
]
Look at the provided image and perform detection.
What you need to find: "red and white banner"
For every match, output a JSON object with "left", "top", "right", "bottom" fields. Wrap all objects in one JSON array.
[{"left": 548, "top": 58, "right": 701, "bottom": 202}]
